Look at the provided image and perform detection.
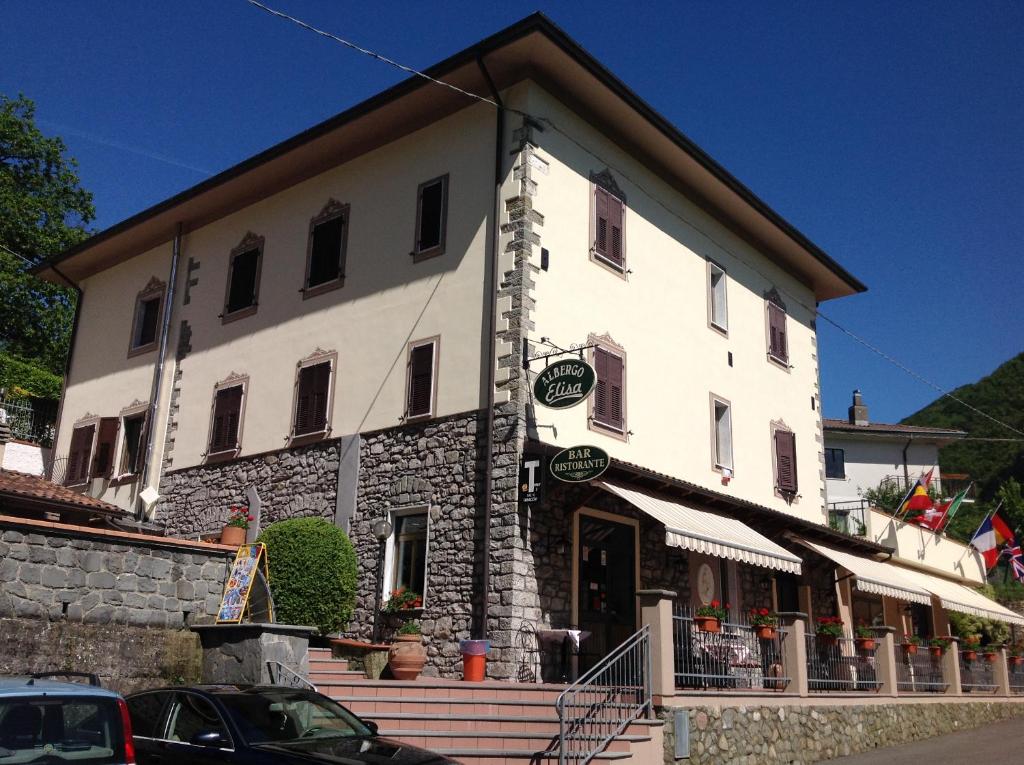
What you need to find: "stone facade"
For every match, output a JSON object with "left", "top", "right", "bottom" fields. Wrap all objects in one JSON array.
[
  {"left": 659, "top": 699, "right": 1024, "bottom": 764},
  {"left": 159, "top": 438, "right": 342, "bottom": 537},
  {"left": 192, "top": 623, "right": 313, "bottom": 685}
]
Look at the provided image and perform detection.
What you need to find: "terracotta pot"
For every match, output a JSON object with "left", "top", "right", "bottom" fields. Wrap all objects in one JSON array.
[
  {"left": 962, "top": 650, "right": 978, "bottom": 661},
  {"left": 754, "top": 625, "right": 776, "bottom": 640},
  {"left": 388, "top": 634, "right": 427, "bottom": 680},
  {"left": 855, "top": 638, "right": 876, "bottom": 652},
  {"left": 816, "top": 634, "right": 839, "bottom": 646},
  {"left": 1010, "top": 656, "right": 1023, "bottom": 667},
  {"left": 902, "top": 643, "right": 919, "bottom": 655},
  {"left": 220, "top": 525, "right": 246, "bottom": 546},
  {"left": 929, "top": 645, "right": 944, "bottom": 658},
  {"left": 694, "top": 616, "right": 721, "bottom": 634},
  {"left": 984, "top": 652, "right": 998, "bottom": 664}
]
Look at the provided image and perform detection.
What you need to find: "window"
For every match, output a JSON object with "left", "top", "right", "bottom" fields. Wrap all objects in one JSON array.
[
  {"left": 593, "top": 184, "right": 625, "bottom": 269},
  {"left": 0, "top": 696, "right": 127, "bottom": 763},
  {"left": 711, "top": 396, "right": 733, "bottom": 471},
  {"left": 767, "top": 294, "right": 789, "bottom": 365},
  {"left": 774, "top": 428, "right": 798, "bottom": 495},
  {"left": 92, "top": 417, "right": 119, "bottom": 478},
  {"left": 591, "top": 344, "right": 625, "bottom": 434},
  {"left": 127, "top": 691, "right": 172, "bottom": 739},
  {"left": 304, "top": 201, "right": 348, "bottom": 296},
  {"left": 405, "top": 339, "right": 437, "bottom": 419},
  {"left": 128, "top": 279, "right": 165, "bottom": 355},
  {"left": 209, "top": 383, "right": 244, "bottom": 455},
  {"left": 119, "top": 413, "right": 147, "bottom": 476},
  {"left": 223, "top": 233, "right": 263, "bottom": 321},
  {"left": 293, "top": 360, "right": 332, "bottom": 437},
  {"left": 708, "top": 261, "right": 728, "bottom": 331},
  {"left": 166, "top": 693, "right": 229, "bottom": 747},
  {"left": 824, "top": 447, "right": 846, "bottom": 479},
  {"left": 65, "top": 423, "right": 96, "bottom": 486},
  {"left": 391, "top": 511, "right": 428, "bottom": 597},
  {"left": 413, "top": 175, "right": 448, "bottom": 258}
]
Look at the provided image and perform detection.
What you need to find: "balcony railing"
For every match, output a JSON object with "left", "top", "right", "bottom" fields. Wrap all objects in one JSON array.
[
  {"left": 1009, "top": 659, "right": 1024, "bottom": 695},
  {"left": 805, "top": 635, "right": 882, "bottom": 693},
  {"left": 895, "top": 644, "right": 948, "bottom": 693},
  {"left": 0, "top": 396, "right": 57, "bottom": 448},
  {"left": 827, "top": 500, "right": 869, "bottom": 538}
]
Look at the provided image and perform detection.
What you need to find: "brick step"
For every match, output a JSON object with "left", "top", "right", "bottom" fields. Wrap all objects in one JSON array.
[
  {"left": 309, "top": 668, "right": 365, "bottom": 681},
  {"left": 336, "top": 694, "right": 563, "bottom": 713},
  {"left": 309, "top": 659, "right": 350, "bottom": 673},
  {"left": 437, "top": 749, "right": 632, "bottom": 763},
  {"left": 318, "top": 678, "right": 569, "bottom": 703},
  {"left": 378, "top": 732, "right": 644, "bottom": 756}
]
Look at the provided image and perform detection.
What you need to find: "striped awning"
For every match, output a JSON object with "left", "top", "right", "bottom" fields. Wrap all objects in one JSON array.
[
  {"left": 596, "top": 481, "right": 802, "bottom": 574},
  {"left": 895, "top": 566, "right": 1024, "bottom": 626},
  {"left": 796, "top": 539, "right": 932, "bottom": 606}
]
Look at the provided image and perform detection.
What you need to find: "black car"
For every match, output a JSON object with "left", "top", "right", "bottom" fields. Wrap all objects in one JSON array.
[{"left": 125, "top": 685, "right": 460, "bottom": 764}]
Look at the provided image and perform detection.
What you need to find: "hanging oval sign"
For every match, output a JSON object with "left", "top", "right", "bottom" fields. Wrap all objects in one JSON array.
[
  {"left": 549, "top": 445, "right": 610, "bottom": 483},
  {"left": 533, "top": 358, "right": 596, "bottom": 409}
]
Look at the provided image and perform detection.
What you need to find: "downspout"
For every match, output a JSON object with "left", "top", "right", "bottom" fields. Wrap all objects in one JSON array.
[
  {"left": 139, "top": 223, "right": 183, "bottom": 519},
  {"left": 901, "top": 437, "right": 912, "bottom": 488},
  {"left": 47, "top": 264, "right": 83, "bottom": 481},
  {"left": 477, "top": 55, "right": 504, "bottom": 641}
]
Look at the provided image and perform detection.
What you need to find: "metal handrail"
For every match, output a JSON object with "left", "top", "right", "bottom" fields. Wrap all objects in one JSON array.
[
  {"left": 555, "top": 625, "right": 651, "bottom": 765},
  {"left": 266, "top": 660, "right": 317, "bottom": 691}
]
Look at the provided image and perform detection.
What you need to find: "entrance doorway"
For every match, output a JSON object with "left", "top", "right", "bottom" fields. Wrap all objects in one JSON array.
[{"left": 576, "top": 512, "right": 637, "bottom": 673}]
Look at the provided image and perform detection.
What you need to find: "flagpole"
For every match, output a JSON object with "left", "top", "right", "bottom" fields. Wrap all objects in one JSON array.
[
  {"left": 955, "top": 500, "right": 1001, "bottom": 565},
  {"left": 938, "top": 481, "right": 974, "bottom": 535}
]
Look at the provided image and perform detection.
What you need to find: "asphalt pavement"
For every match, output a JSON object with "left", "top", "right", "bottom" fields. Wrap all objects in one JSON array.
[{"left": 825, "top": 716, "right": 1024, "bottom": 764}]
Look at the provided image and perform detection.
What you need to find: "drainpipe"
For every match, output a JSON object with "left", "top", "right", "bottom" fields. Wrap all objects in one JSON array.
[
  {"left": 477, "top": 55, "right": 504, "bottom": 641},
  {"left": 139, "top": 223, "right": 183, "bottom": 518},
  {"left": 48, "top": 263, "right": 83, "bottom": 482},
  {"left": 901, "top": 437, "right": 913, "bottom": 488}
]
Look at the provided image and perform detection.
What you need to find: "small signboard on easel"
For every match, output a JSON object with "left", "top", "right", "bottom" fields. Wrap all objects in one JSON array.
[{"left": 216, "top": 543, "right": 273, "bottom": 624}]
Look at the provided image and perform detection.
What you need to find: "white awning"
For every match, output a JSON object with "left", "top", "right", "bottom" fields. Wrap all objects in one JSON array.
[
  {"left": 797, "top": 539, "right": 932, "bottom": 606},
  {"left": 895, "top": 566, "right": 1024, "bottom": 626},
  {"left": 596, "top": 481, "right": 802, "bottom": 574}
]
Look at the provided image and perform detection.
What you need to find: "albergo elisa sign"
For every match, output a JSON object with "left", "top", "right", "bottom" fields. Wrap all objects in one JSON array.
[
  {"left": 533, "top": 358, "right": 596, "bottom": 409},
  {"left": 549, "top": 445, "right": 610, "bottom": 483}
]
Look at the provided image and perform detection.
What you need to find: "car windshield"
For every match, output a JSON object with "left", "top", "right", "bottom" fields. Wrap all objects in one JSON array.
[
  {"left": 217, "top": 690, "right": 372, "bottom": 744},
  {"left": 0, "top": 696, "right": 124, "bottom": 764}
]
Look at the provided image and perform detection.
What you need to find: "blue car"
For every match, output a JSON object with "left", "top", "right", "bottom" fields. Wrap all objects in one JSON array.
[
  {"left": 0, "top": 673, "right": 136, "bottom": 764},
  {"left": 125, "top": 685, "right": 459, "bottom": 764}
]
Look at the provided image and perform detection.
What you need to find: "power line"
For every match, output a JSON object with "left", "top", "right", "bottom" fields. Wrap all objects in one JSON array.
[
  {"left": 242, "top": 0, "right": 1024, "bottom": 440},
  {"left": 0, "top": 242, "right": 36, "bottom": 268}
]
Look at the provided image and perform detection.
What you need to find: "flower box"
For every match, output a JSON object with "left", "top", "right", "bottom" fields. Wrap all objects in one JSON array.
[
  {"left": 754, "top": 625, "right": 777, "bottom": 640},
  {"left": 901, "top": 643, "right": 919, "bottom": 656},
  {"left": 855, "top": 637, "right": 877, "bottom": 652},
  {"left": 694, "top": 616, "right": 721, "bottom": 634}
]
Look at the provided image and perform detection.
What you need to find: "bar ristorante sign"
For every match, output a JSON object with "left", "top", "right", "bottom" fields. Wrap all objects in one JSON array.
[
  {"left": 549, "top": 445, "right": 610, "bottom": 482},
  {"left": 533, "top": 358, "right": 596, "bottom": 409}
]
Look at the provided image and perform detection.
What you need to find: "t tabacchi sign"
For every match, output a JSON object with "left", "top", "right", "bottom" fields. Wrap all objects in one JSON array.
[
  {"left": 533, "top": 358, "right": 596, "bottom": 409},
  {"left": 549, "top": 445, "right": 610, "bottom": 483}
]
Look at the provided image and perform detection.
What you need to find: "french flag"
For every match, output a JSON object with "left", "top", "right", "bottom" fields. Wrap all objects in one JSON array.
[{"left": 971, "top": 512, "right": 1015, "bottom": 570}]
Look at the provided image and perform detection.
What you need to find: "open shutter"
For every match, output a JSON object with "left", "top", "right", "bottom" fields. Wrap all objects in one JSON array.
[
  {"left": 594, "top": 187, "right": 610, "bottom": 258},
  {"left": 768, "top": 303, "right": 788, "bottom": 363},
  {"left": 295, "top": 363, "right": 330, "bottom": 435},
  {"left": 607, "top": 195, "right": 624, "bottom": 266},
  {"left": 775, "top": 430, "right": 798, "bottom": 494},
  {"left": 65, "top": 425, "right": 95, "bottom": 485},
  {"left": 593, "top": 348, "right": 624, "bottom": 430},
  {"left": 407, "top": 343, "right": 435, "bottom": 417},
  {"left": 211, "top": 387, "right": 243, "bottom": 452},
  {"left": 92, "top": 418, "right": 119, "bottom": 478},
  {"left": 593, "top": 348, "right": 609, "bottom": 423},
  {"left": 130, "top": 415, "right": 148, "bottom": 474}
]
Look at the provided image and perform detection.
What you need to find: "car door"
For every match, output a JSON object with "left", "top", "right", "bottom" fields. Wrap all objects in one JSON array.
[
  {"left": 126, "top": 691, "right": 174, "bottom": 765},
  {"left": 157, "top": 691, "right": 235, "bottom": 764}
]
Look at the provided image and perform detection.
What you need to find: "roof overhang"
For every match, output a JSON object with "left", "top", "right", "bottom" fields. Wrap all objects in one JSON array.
[
  {"left": 822, "top": 424, "right": 965, "bottom": 447},
  {"left": 36, "top": 14, "right": 864, "bottom": 300}
]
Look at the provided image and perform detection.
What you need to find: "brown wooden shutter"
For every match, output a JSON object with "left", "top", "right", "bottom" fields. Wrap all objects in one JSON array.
[
  {"left": 607, "top": 195, "right": 624, "bottom": 266},
  {"left": 594, "top": 187, "right": 609, "bottom": 258},
  {"left": 92, "top": 418, "right": 119, "bottom": 478},
  {"left": 407, "top": 343, "right": 434, "bottom": 417},
  {"left": 129, "top": 415, "right": 148, "bottom": 474},
  {"left": 295, "top": 363, "right": 330, "bottom": 435},
  {"left": 775, "top": 429, "right": 798, "bottom": 494},
  {"left": 65, "top": 425, "right": 95, "bottom": 485},
  {"left": 211, "top": 386, "right": 243, "bottom": 452},
  {"left": 593, "top": 348, "right": 624, "bottom": 430},
  {"left": 768, "top": 303, "right": 788, "bottom": 363}
]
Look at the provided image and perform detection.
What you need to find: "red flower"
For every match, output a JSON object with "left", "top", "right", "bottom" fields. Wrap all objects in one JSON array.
[
  {"left": 247, "top": 515, "right": 255, "bottom": 521},
  {"left": 710, "top": 600, "right": 720, "bottom": 608},
  {"left": 759, "top": 608, "right": 770, "bottom": 616}
]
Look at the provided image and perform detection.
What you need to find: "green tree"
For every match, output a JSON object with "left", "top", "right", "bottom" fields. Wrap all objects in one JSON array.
[{"left": 1, "top": 93, "right": 94, "bottom": 388}]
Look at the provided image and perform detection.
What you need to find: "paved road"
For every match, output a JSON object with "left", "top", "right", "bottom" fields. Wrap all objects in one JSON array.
[{"left": 826, "top": 717, "right": 1024, "bottom": 764}]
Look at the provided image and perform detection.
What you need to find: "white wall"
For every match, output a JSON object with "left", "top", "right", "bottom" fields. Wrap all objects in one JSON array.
[
  {"left": 1, "top": 442, "right": 49, "bottom": 475},
  {"left": 825, "top": 434, "right": 941, "bottom": 504},
  {"left": 866, "top": 507, "right": 986, "bottom": 584}
]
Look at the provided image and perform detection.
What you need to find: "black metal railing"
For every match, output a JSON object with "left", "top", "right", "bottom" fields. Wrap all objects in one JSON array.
[
  {"left": 960, "top": 653, "right": 998, "bottom": 694},
  {"left": 827, "top": 501, "right": 869, "bottom": 537},
  {"left": 805, "top": 635, "right": 882, "bottom": 693},
  {"left": 1009, "top": 659, "right": 1024, "bottom": 695},
  {"left": 894, "top": 645, "right": 948, "bottom": 693},
  {"left": 0, "top": 396, "right": 57, "bottom": 447}
]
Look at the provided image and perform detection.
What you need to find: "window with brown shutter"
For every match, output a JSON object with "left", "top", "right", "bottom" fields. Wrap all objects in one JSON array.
[
  {"left": 768, "top": 301, "right": 789, "bottom": 364},
  {"left": 209, "top": 385, "right": 244, "bottom": 454},
  {"left": 65, "top": 424, "right": 95, "bottom": 485},
  {"left": 413, "top": 175, "right": 448, "bottom": 260},
  {"left": 592, "top": 346, "right": 625, "bottom": 432},
  {"left": 406, "top": 340, "right": 437, "bottom": 419},
  {"left": 303, "top": 200, "right": 349, "bottom": 297},
  {"left": 92, "top": 418, "right": 119, "bottom": 478},
  {"left": 775, "top": 429, "right": 798, "bottom": 495},
  {"left": 119, "top": 413, "right": 147, "bottom": 476},
  {"left": 593, "top": 186, "right": 625, "bottom": 269},
  {"left": 223, "top": 233, "right": 264, "bottom": 322},
  {"left": 294, "top": 361, "right": 331, "bottom": 436}
]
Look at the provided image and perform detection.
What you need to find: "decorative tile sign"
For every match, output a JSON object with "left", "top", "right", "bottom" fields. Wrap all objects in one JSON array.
[
  {"left": 549, "top": 445, "right": 610, "bottom": 482},
  {"left": 533, "top": 358, "right": 596, "bottom": 409}
]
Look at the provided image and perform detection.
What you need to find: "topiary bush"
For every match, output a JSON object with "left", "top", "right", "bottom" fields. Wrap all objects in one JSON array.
[{"left": 257, "top": 517, "right": 357, "bottom": 635}]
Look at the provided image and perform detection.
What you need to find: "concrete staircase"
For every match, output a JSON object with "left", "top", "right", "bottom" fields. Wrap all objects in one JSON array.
[{"left": 307, "top": 647, "right": 663, "bottom": 764}]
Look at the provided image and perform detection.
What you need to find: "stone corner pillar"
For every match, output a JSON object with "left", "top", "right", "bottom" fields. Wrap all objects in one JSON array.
[
  {"left": 870, "top": 626, "right": 899, "bottom": 697},
  {"left": 637, "top": 589, "right": 677, "bottom": 699},
  {"left": 776, "top": 611, "right": 809, "bottom": 697},
  {"left": 191, "top": 622, "right": 316, "bottom": 685},
  {"left": 940, "top": 636, "right": 962, "bottom": 696}
]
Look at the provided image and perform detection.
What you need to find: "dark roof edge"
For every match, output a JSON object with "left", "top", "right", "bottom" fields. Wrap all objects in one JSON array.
[
  {"left": 822, "top": 420, "right": 967, "bottom": 437},
  {"left": 35, "top": 12, "right": 866, "bottom": 295}
]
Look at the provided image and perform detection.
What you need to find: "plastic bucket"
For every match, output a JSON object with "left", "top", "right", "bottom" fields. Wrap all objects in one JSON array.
[{"left": 459, "top": 640, "right": 490, "bottom": 682}]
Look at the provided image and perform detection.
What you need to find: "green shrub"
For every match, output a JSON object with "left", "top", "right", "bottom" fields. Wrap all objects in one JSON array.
[
  {"left": 0, "top": 351, "right": 63, "bottom": 400},
  {"left": 257, "top": 517, "right": 357, "bottom": 635}
]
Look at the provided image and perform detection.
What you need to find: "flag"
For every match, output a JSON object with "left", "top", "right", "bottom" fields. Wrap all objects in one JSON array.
[
  {"left": 898, "top": 468, "right": 935, "bottom": 519},
  {"left": 1009, "top": 545, "right": 1024, "bottom": 583},
  {"left": 911, "top": 486, "right": 970, "bottom": 533},
  {"left": 971, "top": 510, "right": 1015, "bottom": 570}
]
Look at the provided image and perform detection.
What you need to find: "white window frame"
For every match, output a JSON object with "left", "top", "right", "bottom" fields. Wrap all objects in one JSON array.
[
  {"left": 707, "top": 259, "right": 728, "bottom": 333},
  {"left": 381, "top": 506, "right": 432, "bottom": 608},
  {"left": 710, "top": 394, "right": 734, "bottom": 473}
]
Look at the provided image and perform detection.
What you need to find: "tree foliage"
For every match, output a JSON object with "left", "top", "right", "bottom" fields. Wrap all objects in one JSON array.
[
  {"left": 257, "top": 517, "right": 358, "bottom": 635},
  {"left": 0, "top": 93, "right": 94, "bottom": 386}
]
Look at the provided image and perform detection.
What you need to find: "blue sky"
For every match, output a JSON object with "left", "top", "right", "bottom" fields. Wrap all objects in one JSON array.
[{"left": 4, "top": 1, "right": 1021, "bottom": 425}]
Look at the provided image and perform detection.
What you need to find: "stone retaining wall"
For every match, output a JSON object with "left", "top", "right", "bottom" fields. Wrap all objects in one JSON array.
[{"left": 659, "top": 699, "right": 1024, "bottom": 764}]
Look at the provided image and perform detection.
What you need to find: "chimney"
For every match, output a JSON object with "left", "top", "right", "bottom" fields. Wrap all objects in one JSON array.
[{"left": 849, "top": 389, "right": 869, "bottom": 426}]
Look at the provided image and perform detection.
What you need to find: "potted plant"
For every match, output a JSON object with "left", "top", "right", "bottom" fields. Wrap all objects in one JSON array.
[
  {"left": 929, "top": 637, "right": 950, "bottom": 658},
  {"left": 815, "top": 616, "right": 844, "bottom": 646},
  {"left": 694, "top": 600, "right": 728, "bottom": 633},
  {"left": 220, "top": 505, "right": 252, "bottom": 546},
  {"left": 982, "top": 644, "right": 1001, "bottom": 663},
  {"left": 901, "top": 634, "right": 923, "bottom": 655},
  {"left": 854, "top": 623, "right": 877, "bottom": 652},
  {"left": 388, "top": 620, "right": 427, "bottom": 680},
  {"left": 961, "top": 634, "right": 981, "bottom": 661},
  {"left": 1010, "top": 643, "right": 1024, "bottom": 667},
  {"left": 382, "top": 587, "right": 423, "bottom": 613},
  {"left": 749, "top": 608, "right": 778, "bottom": 640}
]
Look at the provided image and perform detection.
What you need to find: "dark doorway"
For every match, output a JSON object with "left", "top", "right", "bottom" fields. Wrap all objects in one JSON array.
[{"left": 577, "top": 514, "right": 637, "bottom": 673}]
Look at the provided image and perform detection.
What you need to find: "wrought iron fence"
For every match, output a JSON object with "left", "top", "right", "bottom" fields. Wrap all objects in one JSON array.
[
  {"left": 672, "top": 604, "right": 789, "bottom": 692},
  {"left": 0, "top": 396, "right": 57, "bottom": 447},
  {"left": 894, "top": 645, "right": 948, "bottom": 693},
  {"left": 827, "top": 501, "right": 869, "bottom": 537},
  {"left": 805, "top": 635, "right": 882, "bottom": 693},
  {"left": 556, "top": 625, "right": 651, "bottom": 765},
  {"left": 960, "top": 653, "right": 998, "bottom": 693},
  {"left": 1009, "top": 659, "right": 1024, "bottom": 695}
]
